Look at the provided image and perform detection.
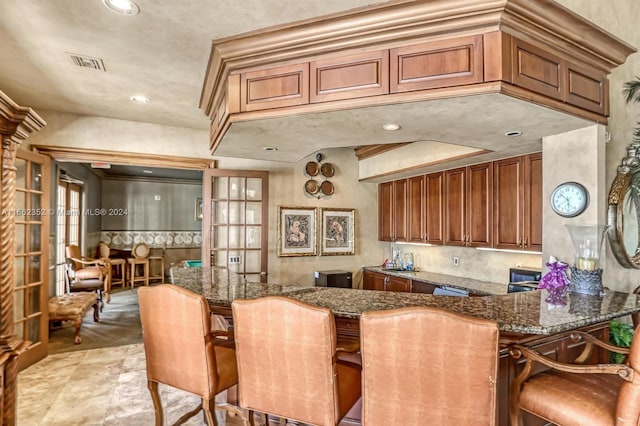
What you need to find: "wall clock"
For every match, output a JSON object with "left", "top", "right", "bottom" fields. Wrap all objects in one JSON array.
[{"left": 550, "top": 182, "right": 589, "bottom": 217}]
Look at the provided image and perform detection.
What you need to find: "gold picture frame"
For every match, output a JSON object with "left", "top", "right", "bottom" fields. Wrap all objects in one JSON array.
[
  {"left": 278, "top": 206, "right": 317, "bottom": 257},
  {"left": 320, "top": 208, "right": 355, "bottom": 256}
]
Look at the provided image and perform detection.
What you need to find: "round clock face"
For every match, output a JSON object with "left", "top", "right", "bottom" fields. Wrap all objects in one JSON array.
[{"left": 550, "top": 182, "right": 589, "bottom": 217}]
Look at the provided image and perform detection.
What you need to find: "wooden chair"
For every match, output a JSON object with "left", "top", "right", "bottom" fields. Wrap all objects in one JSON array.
[
  {"left": 232, "top": 296, "right": 361, "bottom": 426},
  {"left": 509, "top": 330, "right": 640, "bottom": 426},
  {"left": 138, "top": 284, "right": 251, "bottom": 426},
  {"left": 127, "top": 242, "right": 150, "bottom": 289},
  {"left": 64, "top": 245, "right": 110, "bottom": 307},
  {"left": 360, "top": 307, "right": 500, "bottom": 426},
  {"left": 148, "top": 244, "right": 166, "bottom": 284},
  {"left": 98, "top": 242, "right": 126, "bottom": 290}
]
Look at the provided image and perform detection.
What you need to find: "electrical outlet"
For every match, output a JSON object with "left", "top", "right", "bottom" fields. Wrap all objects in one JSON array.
[
  {"left": 229, "top": 256, "right": 241, "bottom": 264},
  {"left": 453, "top": 257, "right": 459, "bottom": 267}
]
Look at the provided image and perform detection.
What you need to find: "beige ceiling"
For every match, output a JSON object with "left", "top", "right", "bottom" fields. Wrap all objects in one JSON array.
[
  {"left": 0, "top": 0, "right": 382, "bottom": 130},
  {"left": 0, "top": 0, "right": 597, "bottom": 165}
]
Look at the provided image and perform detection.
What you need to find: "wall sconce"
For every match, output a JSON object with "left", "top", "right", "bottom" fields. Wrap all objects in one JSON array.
[{"left": 304, "top": 153, "right": 334, "bottom": 199}]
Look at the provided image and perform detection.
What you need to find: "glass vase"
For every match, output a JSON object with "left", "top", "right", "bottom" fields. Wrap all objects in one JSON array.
[{"left": 566, "top": 224, "right": 609, "bottom": 295}]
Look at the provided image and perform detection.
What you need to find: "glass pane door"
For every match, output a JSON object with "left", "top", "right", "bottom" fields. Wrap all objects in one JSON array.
[
  {"left": 204, "top": 170, "right": 269, "bottom": 283},
  {"left": 15, "top": 149, "right": 50, "bottom": 370}
]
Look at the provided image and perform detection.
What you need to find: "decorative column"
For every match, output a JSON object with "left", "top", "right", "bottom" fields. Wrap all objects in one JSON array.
[{"left": 0, "top": 91, "right": 45, "bottom": 426}]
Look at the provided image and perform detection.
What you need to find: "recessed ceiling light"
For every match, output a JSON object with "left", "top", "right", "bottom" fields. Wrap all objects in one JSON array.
[
  {"left": 505, "top": 130, "right": 523, "bottom": 137},
  {"left": 142, "top": 170, "right": 153, "bottom": 174},
  {"left": 263, "top": 146, "right": 277, "bottom": 152},
  {"left": 382, "top": 123, "right": 401, "bottom": 131},
  {"left": 102, "top": 0, "right": 140, "bottom": 15},
  {"left": 130, "top": 95, "right": 149, "bottom": 104}
]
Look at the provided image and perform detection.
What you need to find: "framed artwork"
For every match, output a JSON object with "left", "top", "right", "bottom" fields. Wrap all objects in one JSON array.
[
  {"left": 320, "top": 208, "right": 355, "bottom": 256},
  {"left": 278, "top": 206, "right": 317, "bottom": 257},
  {"left": 195, "top": 197, "right": 203, "bottom": 221}
]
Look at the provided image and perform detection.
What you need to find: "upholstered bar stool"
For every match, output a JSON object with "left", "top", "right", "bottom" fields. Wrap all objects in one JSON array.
[
  {"left": 232, "top": 296, "right": 361, "bottom": 426},
  {"left": 509, "top": 330, "right": 640, "bottom": 426},
  {"left": 128, "top": 243, "right": 150, "bottom": 289},
  {"left": 98, "top": 242, "right": 126, "bottom": 290},
  {"left": 139, "top": 284, "right": 251, "bottom": 426},
  {"left": 360, "top": 306, "right": 500, "bottom": 426}
]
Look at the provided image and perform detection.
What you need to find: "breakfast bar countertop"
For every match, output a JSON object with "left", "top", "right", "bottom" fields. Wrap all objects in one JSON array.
[{"left": 170, "top": 266, "right": 640, "bottom": 336}]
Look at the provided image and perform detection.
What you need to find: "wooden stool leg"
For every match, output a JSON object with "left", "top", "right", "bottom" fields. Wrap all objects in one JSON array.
[
  {"left": 92, "top": 302, "right": 99, "bottom": 322},
  {"left": 144, "top": 262, "right": 149, "bottom": 286},
  {"left": 72, "top": 317, "right": 82, "bottom": 344}
]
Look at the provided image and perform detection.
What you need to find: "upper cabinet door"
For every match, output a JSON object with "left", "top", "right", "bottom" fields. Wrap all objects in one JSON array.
[
  {"left": 493, "top": 156, "right": 524, "bottom": 250},
  {"left": 378, "top": 182, "right": 394, "bottom": 241},
  {"left": 466, "top": 162, "right": 493, "bottom": 248},
  {"left": 310, "top": 50, "right": 389, "bottom": 103},
  {"left": 240, "top": 63, "right": 310, "bottom": 112},
  {"left": 393, "top": 179, "right": 408, "bottom": 242},
  {"left": 524, "top": 153, "right": 543, "bottom": 251},
  {"left": 390, "top": 35, "right": 484, "bottom": 93},
  {"left": 425, "top": 172, "right": 443, "bottom": 244},
  {"left": 407, "top": 175, "right": 425, "bottom": 243},
  {"left": 444, "top": 168, "right": 467, "bottom": 246}
]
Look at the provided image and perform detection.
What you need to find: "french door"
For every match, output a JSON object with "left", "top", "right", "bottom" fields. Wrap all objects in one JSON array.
[
  {"left": 55, "top": 181, "right": 82, "bottom": 295},
  {"left": 15, "top": 149, "right": 50, "bottom": 370},
  {"left": 203, "top": 170, "right": 269, "bottom": 283}
]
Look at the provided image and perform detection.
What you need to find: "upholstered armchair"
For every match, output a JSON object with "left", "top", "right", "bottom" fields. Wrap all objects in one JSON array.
[
  {"left": 509, "top": 330, "right": 640, "bottom": 426},
  {"left": 64, "top": 244, "right": 110, "bottom": 308}
]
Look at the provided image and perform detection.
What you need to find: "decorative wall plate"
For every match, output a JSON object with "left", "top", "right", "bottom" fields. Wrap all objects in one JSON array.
[
  {"left": 305, "top": 179, "right": 319, "bottom": 195},
  {"left": 320, "top": 180, "right": 335, "bottom": 196},
  {"left": 305, "top": 161, "right": 319, "bottom": 176},
  {"left": 320, "top": 163, "right": 335, "bottom": 177}
]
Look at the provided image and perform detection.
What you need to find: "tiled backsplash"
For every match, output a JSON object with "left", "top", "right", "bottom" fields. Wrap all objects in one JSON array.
[{"left": 99, "top": 231, "right": 202, "bottom": 249}]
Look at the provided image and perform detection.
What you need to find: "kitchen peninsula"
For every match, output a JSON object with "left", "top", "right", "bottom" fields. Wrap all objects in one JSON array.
[{"left": 171, "top": 266, "right": 640, "bottom": 425}]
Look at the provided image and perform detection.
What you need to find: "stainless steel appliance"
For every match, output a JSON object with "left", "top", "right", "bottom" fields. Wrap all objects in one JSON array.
[{"left": 508, "top": 267, "right": 542, "bottom": 293}]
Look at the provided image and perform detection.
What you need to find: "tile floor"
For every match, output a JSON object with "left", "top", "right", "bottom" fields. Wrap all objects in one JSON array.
[{"left": 17, "top": 343, "right": 247, "bottom": 426}]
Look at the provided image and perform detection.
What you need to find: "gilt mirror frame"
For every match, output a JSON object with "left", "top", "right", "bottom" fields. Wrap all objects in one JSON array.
[{"left": 607, "top": 142, "right": 640, "bottom": 268}]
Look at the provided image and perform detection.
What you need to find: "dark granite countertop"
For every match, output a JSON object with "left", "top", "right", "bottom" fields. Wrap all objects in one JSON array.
[
  {"left": 170, "top": 266, "right": 640, "bottom": 335},
  {"left": 363, "top": 266, "right": 508, "bottom": 295}
]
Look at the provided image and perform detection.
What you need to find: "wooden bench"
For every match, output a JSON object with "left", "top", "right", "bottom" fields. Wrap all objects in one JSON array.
[{"left": 49, "top": 292, "right": 100, "bottom": 344}]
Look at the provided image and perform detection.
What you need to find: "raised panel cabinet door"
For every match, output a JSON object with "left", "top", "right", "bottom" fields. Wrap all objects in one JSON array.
[
  {"left": 444, "top": 168, "right": 466, "bottom": 246},
  {"left": 511, "top": 38, "right": 563, "bottom": 101},
  {"left": 493, "top": 156, "right": 524, "bottom": 250},
  {"left": 565, "top": 62, "right": 608, "bottom": 115},
  {"left": 407, "top": 175, "right": 425, "bottom": 242},
  {"left": 385, "top": 276, "right": 412, "bottom": 293},
  {"left": 425, "top": 172, "right": 444, "bottom": 244},
  {"left": 378, "top": 182, "right": 394, "bottom": 241},
  {"left": 363, "top": 270, "right": 386, "bottom": 291},
  {"left": 393, "top": 179, "right": 408, "bottom": 242},
  {"left": 309, "top": 50, "right": 390, "bottom": 103},
  {"left": 411, "top": 280, "right": 437, "bottom": 294},
  {"left": 524, "top": 152, "right": 543, "bottom": 251},
  {"left": 390, "top": 35, "right": 484, "bottom": 93},
  {"left": 240, "top": 63, "right": 310, "bottom": 112},
  {"left": 467, "top": 162, "right": 493, "bottom": 247}
]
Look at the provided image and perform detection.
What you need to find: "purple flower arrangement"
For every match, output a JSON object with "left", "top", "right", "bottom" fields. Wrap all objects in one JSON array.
[{"left": 538, "top": 257, "right": 570, "bottom": 305}]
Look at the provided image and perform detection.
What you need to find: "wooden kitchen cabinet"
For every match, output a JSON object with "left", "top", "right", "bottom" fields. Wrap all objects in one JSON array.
[
  {"left": 493, "top": 153, "right": 542, "bottom": 251},
  {"left": 425, "top": 172, "right": 444, "bottom": 244},
  {"left": 378, "top": 179, "right": 407, "bottom": 242},
  {"left": 385, "top": 275, "right": 412, "bottom": 292},
  {"left": 390, "top": 35, "right": 484, "bottom": 93},
  {"left": 240, "top": 63, "right": 309, "bottom": 112},
  {"left": 407, "top": 172, "right": 443, "bottom": 244},
  {"left": 407, "top": 175, "right": 425, "bottom": 243},
  {"left": 444, "top": 163, "right": 492, "bottom": 247},
  {"left": 363, "top": 270, "right": 386, "bottom": 291},
  {"left": 411, "top": 280, "right": 437, "bottom": 294},
  {"left": 363, "top": 270, "right": 411, "bottom": 292}
]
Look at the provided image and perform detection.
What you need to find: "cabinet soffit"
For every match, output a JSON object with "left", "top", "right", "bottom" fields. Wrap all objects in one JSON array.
[{"left": 199, "top": 0, "right": 636, "bottom": 163}]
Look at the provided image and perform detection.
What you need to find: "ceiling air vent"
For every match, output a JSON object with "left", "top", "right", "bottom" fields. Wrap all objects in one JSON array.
[{"left": 67, "top": 53, "right": 106, "bottom": 72}]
